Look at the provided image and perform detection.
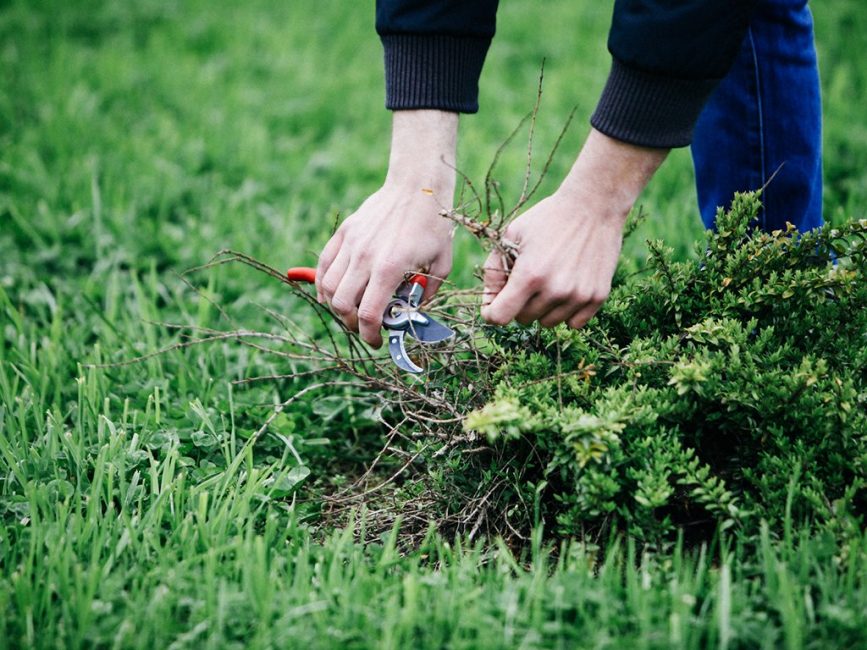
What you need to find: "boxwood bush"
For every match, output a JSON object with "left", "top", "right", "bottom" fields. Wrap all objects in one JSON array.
[{"left": 435, "top": 192, "right": 867, "bottom": 543}]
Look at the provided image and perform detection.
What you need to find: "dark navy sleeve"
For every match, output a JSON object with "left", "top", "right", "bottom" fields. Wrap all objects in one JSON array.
[
  {"left": 376, "top": 0, "right": 500, "bottom": 113},
  {"left": 592, "top": 0, "right": 758, "bottom": 147}
]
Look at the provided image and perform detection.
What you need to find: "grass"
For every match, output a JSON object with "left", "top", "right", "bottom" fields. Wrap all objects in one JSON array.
[{"left": 1, "top": 0, "right": 866, "bottom": 647}]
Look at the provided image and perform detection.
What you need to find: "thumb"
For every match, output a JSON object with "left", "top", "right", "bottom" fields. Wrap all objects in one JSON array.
[
  {"left": 481, "top": 249, "right": 511, "bottom": 308},
  {"left": 481, "top": 262, "right": 532, "bottom": 326},
  {"left": 421, "top": 255, "right": 452, "bottom": 304}
]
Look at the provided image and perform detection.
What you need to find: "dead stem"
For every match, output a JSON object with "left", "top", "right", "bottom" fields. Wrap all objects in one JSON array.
[
  {"left": 517, "top": 59, "right": 546, "bottom": 210},
  {"left": 110, "top": 80, "right": 589, "bottom": 547}
]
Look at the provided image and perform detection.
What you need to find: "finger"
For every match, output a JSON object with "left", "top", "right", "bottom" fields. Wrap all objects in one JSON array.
[
  {"left": 316, "top": 231, "right": 344, "bottom": 302},
  {"left": 421, "top": 256, "right": 452, "bottom": 304},
  {"left": 514, "top": 292, "right": 566, "bottom": 326},
  {"left": 480, "top": 264, "right": 536, "bottom": 326},
  {"left": 567, "top": 302, "right": 602, "bottom": 330},
  {"left": 539, "top": 301, "right": 585, "bottom": 328},
  {"left": 330, "top": 264, "right": 370, "bottom": 332},
  {"left": 481, "top": 249, "right": 510, "bottom": 307},
  {"left": 319, "top": 249, "right": 350, "bottom": 305},
  {"left": 357, "top": 263, "right": 406, "bottom": 348}
]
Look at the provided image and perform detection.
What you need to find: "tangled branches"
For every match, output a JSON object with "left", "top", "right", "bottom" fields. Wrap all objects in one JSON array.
[{"left": 93, "top": 68, "right": 620, "bottom": 547}]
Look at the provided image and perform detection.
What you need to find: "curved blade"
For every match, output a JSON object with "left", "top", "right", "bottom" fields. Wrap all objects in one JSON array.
[
  {"left": 408, "top": 314, "right": 454, "bottom": 344},
  {"left": 387, "top": 330, "right": 423, "bottom": 374}
]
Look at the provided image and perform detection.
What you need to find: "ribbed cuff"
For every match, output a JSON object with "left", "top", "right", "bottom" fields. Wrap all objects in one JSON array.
[
  {"left": 591, "top": 58, "right": 721, "bottom": 148},
  {"left": 381, "top": 34, "right": 492, "bottom": 114}
]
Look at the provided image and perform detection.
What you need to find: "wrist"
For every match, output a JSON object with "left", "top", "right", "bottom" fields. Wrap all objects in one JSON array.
[
  {"left": 383, "top": 169, "right": 455, "bottom": 196},
  {"left": 558, "top": 128, "right": 668, "bottom": 223},
  {"left": 384, "top": 109, "right": 458, "bottom": 194}
]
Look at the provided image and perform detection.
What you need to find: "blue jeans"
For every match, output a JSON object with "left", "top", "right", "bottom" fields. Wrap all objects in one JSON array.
[{"left": 691, "top": 0, "right": 823, "bottom": 233}]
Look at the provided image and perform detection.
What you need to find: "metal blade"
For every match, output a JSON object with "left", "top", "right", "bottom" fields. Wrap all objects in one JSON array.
[
  {"left": 407, "top": 314, "right": 455, "bottom": 344},
  {"left": 387, "top": 330, "right": 424, "bottom": 374}
]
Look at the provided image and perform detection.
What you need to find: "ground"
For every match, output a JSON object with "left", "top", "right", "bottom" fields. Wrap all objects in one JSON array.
[{"left": 1, "top": 0, "right": 866, "bottom": 647}]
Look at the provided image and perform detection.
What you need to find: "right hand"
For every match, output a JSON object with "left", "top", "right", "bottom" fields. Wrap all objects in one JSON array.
[
  {"left": 316, "top": 181, "right": 455, "bottom": 348},
  {"left": 316, "top": 110, "right": 459, "bottom": 348},
  {"left": 480, "top": 128, "right": 668, "bottom": 330}
]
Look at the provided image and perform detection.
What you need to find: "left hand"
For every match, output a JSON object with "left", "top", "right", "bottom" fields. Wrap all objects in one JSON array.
[
  {"left": 481, "top": 128, "right": 669, "bottom": 329},
  {"left": 480, "top": 188, "right": 626, "bottom": 329}
]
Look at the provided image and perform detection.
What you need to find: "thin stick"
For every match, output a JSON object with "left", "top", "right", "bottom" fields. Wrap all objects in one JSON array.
[
  {"left": 520, "top": 103, "right": 578, "bottom": 209},
  {"left": 484, "top": 111, "right": 532, "bottom": 222},
  {"left": 517, "top": 60, "right": 546, "bottom": 210}
]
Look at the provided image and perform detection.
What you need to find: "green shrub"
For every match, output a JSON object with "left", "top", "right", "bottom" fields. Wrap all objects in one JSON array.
[{"left": 436, "top": 192, "right": 867, "bottom": 543}]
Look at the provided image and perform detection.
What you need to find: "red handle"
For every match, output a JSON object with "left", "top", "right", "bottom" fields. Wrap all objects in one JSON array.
[
  {"left": 287, "top": 267, "right": 426, "bottom": 288},
  {"left": 286, "top": 267, "right": 317, "bottom": 284}
]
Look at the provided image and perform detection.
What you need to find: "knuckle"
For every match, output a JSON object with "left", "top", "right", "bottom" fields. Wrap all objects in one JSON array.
[
  {"left": 574, "top": 289, "right": 594, "bottom": 305},
  {"left": 330, "top": 297, "right": 353, "bottom": 316},
  {"left": 522, "top": 270, "right": 544, "bottom": 289},
  {"left": 374, "top": 258, "right": 403, "bottom": 278},
  {"left": 548, "top": 286, "right": 570, "bottom": 303},
  {"left": 320, "top": 278, "right": 339, "bottom": 297},
  {"left": 591, "top": 289, "right": 610, "bottom": 305},
  {"left": 354, "top": 248, "right": 372, "bottom": 265},
  {"left": 573, "top": 296, "right": 590, "bottom": 310},
  {"left": 357, "top": 306, "right": 381, "bottom": 326}
]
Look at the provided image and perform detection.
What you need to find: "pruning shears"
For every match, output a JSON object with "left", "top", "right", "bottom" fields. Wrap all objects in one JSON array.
[{"left": 285, "top": 267, "right": 455, "bottom": 374}]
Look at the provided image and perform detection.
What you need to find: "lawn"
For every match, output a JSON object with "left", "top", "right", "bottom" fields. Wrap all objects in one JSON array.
[{"left": 1, "top": 0, "right": 866, "bottom": 648}]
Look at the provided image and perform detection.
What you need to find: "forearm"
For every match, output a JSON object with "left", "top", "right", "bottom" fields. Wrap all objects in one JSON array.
[
  {"left": 558, "top": 128, "right": 669, "bottom": 223},
  {"left": 385, "top": 109, "right": 459, "bottom": 202}
]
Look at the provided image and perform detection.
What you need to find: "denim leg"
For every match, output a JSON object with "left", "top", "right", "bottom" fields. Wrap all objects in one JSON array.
[{"left": 691, "top": 0, "right": 823, "bottom": 232}]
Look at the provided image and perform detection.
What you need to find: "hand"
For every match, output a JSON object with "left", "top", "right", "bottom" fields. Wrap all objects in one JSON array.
[
  {"left": 316, "top": 110, "right": 459, "bottom": 348},
  {"left": 481, "top": 128, "right": 669, "bottom": 329},
  {"left": 316, "top": 182, "right": 454, "bottom": 347},
  {"left": 480, "top": 191, "right": 625, "bottom": 328}
]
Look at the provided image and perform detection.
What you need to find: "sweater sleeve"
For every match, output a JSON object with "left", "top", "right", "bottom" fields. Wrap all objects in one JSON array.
[
  {"left": 591, "top": 0, "right": 758, "bottom": 148},
  {"left": 376, "top": 0, "right": 500, "bottom": 113}
]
